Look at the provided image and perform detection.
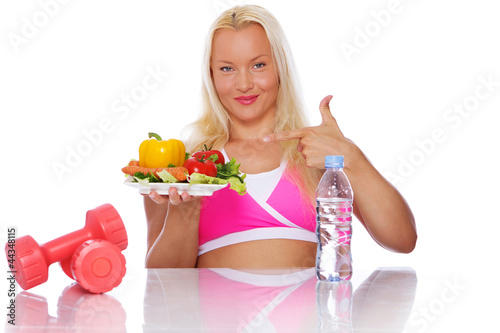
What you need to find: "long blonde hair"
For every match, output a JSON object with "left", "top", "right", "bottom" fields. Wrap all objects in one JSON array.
[{"left": 184, "top": 5, "right": 322, "bottom": 205}]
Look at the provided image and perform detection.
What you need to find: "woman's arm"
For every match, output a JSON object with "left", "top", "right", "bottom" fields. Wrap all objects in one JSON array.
[
  {"left": 264, "top": 95, "right": 417, "bottom": 253},
  {"left": 144, "top": 189, "right": 201, "bottom": 268},
  {"left": 345, "top": 142, "right": 416, "bottom": 253}
]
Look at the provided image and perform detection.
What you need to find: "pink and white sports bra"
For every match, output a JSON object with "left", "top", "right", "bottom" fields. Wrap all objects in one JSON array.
[{"left": 198, "top": 149, "right": 316, "bottom": 256}]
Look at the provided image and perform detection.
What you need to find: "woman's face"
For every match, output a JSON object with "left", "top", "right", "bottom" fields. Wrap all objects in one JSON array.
[{"left": 211, "top": 24, "right": 279, "bottom": 127}]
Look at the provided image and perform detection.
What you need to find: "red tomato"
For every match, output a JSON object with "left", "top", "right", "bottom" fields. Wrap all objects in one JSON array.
[
  {"left": 184, "top": 156, "right": 218, "bottom": 177},
  {"left": 192, "top": 146, "right": 224, "bottom": 165}
]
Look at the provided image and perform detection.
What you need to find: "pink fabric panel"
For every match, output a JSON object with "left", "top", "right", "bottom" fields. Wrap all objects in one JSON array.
[
  {"left": 199, "top": 187, "right": 284, "bottom": 246},
  {"left": 266, "top": 176, "right": 316, "bottom": 233},
  {"left": 198, "top": 170, "right": 316, "bottom": 246}
]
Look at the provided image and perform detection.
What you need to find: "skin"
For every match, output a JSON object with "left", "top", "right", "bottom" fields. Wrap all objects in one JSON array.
[
  {"left": 144, "top": 24, "right": 417, "bottom": 268},
  {"left": 264, "top": 95, "right": 417, "bottom": 254}
]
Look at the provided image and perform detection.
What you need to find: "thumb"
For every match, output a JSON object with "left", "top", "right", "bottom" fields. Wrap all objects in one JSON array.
[{"left": 319, "top": 95, "right": 334, "bottom": 124}]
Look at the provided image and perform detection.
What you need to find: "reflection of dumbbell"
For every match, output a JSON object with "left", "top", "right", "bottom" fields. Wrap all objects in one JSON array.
[
  {"left": 7, "top": 203, "right": 127, "bottom": 293},
  {"left": 7, "top": 283, "right": 127, "bottom": 332}
]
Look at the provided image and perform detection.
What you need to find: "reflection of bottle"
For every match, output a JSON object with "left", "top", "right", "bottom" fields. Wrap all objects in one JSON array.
[
  {"left": 316, "top": 155, "right": 353, "bottom": 281},
  {"left": 316, "top": 280, "right": 353, "bottom": 333}
]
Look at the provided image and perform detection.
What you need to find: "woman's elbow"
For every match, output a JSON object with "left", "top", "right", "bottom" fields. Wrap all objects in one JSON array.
[
  {"left": 395, "top": 229, "right": 418, "bottom": 254},
  {"left": 401, "top": 235, "right": 417, "bottom": 253},
  {"left": 395, "top": 213, "right": 417, "bottom": 253},
  {"left": 379, "top": 225, "right": 417, "bottom": 254}
]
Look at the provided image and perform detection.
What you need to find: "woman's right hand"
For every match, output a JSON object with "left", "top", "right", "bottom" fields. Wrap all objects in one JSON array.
[{"left": 147, "top": 188, "right": 197, "bottom": 206}]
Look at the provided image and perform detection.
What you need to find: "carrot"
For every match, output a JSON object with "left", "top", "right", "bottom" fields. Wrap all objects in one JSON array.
[
  {"left": 121, "top": 165, "right": 147, "bottom": 176},
  {"left": 152, "top": 167, "right": 188, "bottom": 181},
  {"left": 121, "top": 164, "right": 188, "bottom": 181}
]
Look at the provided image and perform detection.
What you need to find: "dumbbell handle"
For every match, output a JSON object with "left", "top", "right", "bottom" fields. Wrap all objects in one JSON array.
[
  {"left": 41, "top": 228, "right": 97, "bottom": 265},
  {"left": 41, "top": 203, "right": 126, "bottom": 266}
]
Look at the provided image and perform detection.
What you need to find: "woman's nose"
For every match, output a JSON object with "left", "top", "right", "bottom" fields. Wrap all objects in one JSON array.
[{"left": 235, "top": 70, "right": 254, "bottom": 92}]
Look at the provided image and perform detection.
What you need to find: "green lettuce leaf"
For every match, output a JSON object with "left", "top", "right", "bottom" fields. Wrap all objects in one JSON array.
[
  {"left": 157, "top": 170, "right": 180, "bottom": 183},
  {"left": 132, "top": 171, "right": 159, "bottom": 185},
  {"left": 189, "top": 172, "right": 246, "bottom": 195},
  {"left": 133, "top": 176, "right": 151, "bottom": 187},
  {"left": 216, "top": 157, "right": 245, "bottom": 183}
]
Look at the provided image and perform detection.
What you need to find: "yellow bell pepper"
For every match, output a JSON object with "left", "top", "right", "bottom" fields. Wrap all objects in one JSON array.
[{"left": 139, "top": 132, "right": 186, "bottom": 168}]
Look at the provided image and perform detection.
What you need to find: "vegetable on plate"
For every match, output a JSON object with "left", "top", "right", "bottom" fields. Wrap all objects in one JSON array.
[
  {"left": 184, "top": 155, "right": 218, "bottom": 177},
  {"left": 191, "top": 144, "right": 225, "bottom": 165},
  {"left": 121, "top": 135, "right": 246, "bottom": 195},
  {"left": 121, "top": 160, "right": 188, "bottom": 182},
  {"left": 139, "top": 132, "right": 185, "bottom": 168}
]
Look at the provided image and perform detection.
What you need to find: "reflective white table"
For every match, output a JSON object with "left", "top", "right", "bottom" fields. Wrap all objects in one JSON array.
[{"left": 4, "top": 266, "right": 492, "bottom": 332}]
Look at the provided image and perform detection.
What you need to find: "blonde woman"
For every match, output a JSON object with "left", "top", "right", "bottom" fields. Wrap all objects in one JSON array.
[{"left": 144, "top": 5, "right": 417, "bottom": 268}]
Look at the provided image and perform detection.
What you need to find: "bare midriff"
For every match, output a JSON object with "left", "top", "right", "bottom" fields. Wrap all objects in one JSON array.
[{"left": 196, "top": 239, "right": 316, "bottom": 268}]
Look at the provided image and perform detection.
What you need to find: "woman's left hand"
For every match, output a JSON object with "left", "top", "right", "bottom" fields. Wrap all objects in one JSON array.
[
  {"left": 265, "top": 95, "right": 417, "bottom": 253},
  {"left": 263, "top": 95, "right": 353, "bottom": 168}
]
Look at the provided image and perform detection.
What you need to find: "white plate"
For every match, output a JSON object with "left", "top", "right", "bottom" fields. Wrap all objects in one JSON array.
[{"left": 123, "top": 176, "right": 227, "bottom": 196}]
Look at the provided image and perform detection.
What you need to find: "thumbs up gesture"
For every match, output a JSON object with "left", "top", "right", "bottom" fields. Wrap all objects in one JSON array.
[{"left": 264, "top": 95, "right": 352, "bottom": 169}]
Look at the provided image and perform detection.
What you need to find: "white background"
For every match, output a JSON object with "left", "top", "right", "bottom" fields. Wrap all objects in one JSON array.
[{"left": 1, "top": 0, "right": 499, "bottom": 331}]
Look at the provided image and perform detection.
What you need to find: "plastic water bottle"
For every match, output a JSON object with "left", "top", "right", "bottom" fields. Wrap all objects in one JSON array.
[{"left": 316, "top": 155, "right": 354, "bottom": 281}]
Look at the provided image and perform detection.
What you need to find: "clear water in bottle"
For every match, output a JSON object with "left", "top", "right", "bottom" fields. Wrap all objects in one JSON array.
[
  {"left": 316, "top": 155, "right": 353, "bottom": 282},
  {"left": 316, "top": 198, "right": 353, "bottom": 281}
]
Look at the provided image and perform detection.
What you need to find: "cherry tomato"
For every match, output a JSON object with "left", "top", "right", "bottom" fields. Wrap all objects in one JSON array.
[
  {"left": 184, "top": 156, "right": 218, "bottom": 177},
  {"left": 192, "top": 145, "right": 225, "bottom": 165}
]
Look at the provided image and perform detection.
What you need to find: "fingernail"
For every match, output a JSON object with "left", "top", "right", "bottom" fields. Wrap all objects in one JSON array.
[{"left": 263, "top": 136, "right": 270, "bottom": 143}]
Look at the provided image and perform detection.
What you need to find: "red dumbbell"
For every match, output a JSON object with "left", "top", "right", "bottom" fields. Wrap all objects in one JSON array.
[
  {"left": 70, "top": 239, "right": 126, "bottom": 293},
  {"left": 6, "top": 203, "right": 127, "bottom": 292}
]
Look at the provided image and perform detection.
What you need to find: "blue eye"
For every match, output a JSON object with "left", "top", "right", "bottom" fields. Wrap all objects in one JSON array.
[
  {"left": 220, "top": 66, "right": 232, "bottom": 72},
  {"left": 253, "top": 63, "right": 265, "bottom": 69}
]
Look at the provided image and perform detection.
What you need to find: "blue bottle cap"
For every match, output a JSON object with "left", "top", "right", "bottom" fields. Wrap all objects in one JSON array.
[{"left": 325, "top": 155, "right": 344, "bottom": 168}]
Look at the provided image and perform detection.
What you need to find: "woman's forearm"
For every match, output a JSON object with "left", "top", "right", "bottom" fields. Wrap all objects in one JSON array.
[
  {"left": 346, "top": 143, "right": 417, "bottom": 253},
  {"left": 145, "top": 221, "right": 199, "bottom": 268},
  {"left": 144, "top": 196, "right": 201, "bottom": 268}
]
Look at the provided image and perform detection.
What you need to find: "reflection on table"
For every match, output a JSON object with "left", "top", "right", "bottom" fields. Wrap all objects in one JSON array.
[
  {"left": 143, "top": 267, "right": 417, "bottom": 332},
  {"left": 6, "top": 283, "right": 127, "bottom": 332},
  {"left": 7, "top": 266, "right": 417, "bottom": 332}
]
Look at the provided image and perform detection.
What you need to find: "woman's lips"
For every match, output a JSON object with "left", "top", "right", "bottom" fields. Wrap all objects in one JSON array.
[{"left": 234, "top": 95, "right": 259, "bottom": 105}]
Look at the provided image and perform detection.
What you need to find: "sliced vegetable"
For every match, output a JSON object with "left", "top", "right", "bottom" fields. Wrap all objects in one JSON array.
[
  {"left": 157, "top": 170, "right": 179, "bottom": 183},
  {"left": 122, "top": 164, "right": 188, "bottom": 182},
  {"left": 122, "top": 140, "right": 246, "bottom": 195},
  {"left": 189, "top": 172, "right": 246, "bottom": 195}
]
